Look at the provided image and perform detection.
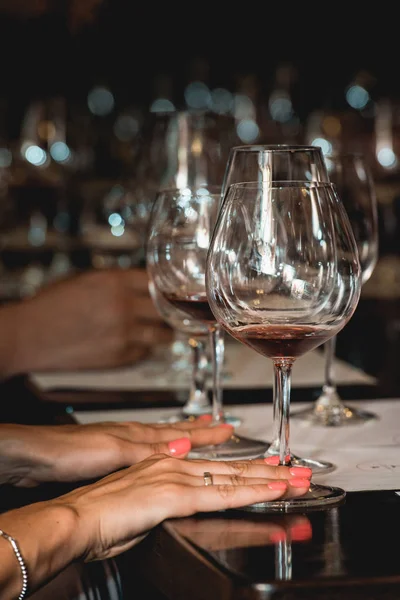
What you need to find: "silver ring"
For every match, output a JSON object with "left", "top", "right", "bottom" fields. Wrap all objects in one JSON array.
[{"left": 203, "top": 471, "right": 213, "bottom": 486}]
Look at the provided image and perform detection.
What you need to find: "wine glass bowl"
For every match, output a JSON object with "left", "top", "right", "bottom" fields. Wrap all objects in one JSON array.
[{"left": 206, "top": 181, "right": 361, "bottom": 511}]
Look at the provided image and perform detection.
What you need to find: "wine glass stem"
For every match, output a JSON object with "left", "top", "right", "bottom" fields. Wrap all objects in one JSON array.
[
  {"left": 323, "top": 335, "right": 337, "bottom": 392},
  {"left": 275, "top": 539, "right": 292, "bottom": 580},
  {"left": 183, "top": 337, "right": 209, "bottom": 413},
  {"left": 209, "top": 325, "right": 225, "bottom": 424},
  {"left": 270, "top": 360, "right": 293, "bottom": 464}
]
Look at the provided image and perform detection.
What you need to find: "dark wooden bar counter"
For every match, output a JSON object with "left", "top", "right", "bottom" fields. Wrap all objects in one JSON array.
[{"left": 2, "top": 289, "right": 400, "bottom": 599}]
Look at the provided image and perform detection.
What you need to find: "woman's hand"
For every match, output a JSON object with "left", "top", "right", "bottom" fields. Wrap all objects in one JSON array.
[
  {"left": 60, "top": 454, "right": 312, "bottom": 561},
  {"left": 58, "top": 455, "right": 311, "bottom": 560},
  {"left": 0, "top": 417, "right": 234, "bottom": 486},
  {"left": 0, "top": 268, "right": 172, "bottom": 378},
  {"left": 0, "top": 455, "right": 311, "bottom": 598}
]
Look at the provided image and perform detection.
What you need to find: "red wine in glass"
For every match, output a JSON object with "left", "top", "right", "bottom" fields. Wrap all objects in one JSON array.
[
  {"left": 232, "top": 324, "right": 334, "bottom": 360},
  {"left": 165, "top": 293, "right": 216, "bottom": 324}
]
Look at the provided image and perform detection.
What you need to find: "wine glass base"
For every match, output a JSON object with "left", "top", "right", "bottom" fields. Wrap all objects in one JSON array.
[
  {"left": 158, "top": 411, "right": 242, "bottom": 426},
  {"left": 236, "top": 483, "right": 346, "bottom": 513},
  {"left": 187, "top": 435, "right": 269, "bottom": 460},
  {"left": 289, "top": 454, "right": 336, "bottom": 475},
  {"left": 263, "top": 449, "right": 335, "bottom": 474},
  {"left": 291, "top": 404, "right": 378, "bottom": 427}
]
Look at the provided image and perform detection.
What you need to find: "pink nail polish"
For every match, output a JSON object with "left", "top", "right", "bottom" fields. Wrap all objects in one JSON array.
[
  {"left": 289, "top": 466, "right": 312, "bottom": 478},
  {"left": 269, "top": 530, "right": 287, "bottom": 543},
  {"left": 168, "top": 437, "right": 191, "bottom": 456},
  {"left": 218, "top": 423, "right": 234, "bottom": 429},
  {"left": 264, "top": 456, "right": 280, "bottom": 465},
  {"left": 290, "top": 522, "right": 313, "bottom": 541},
  {"left": 197, "top": 414, "right": 212, "bottom": 422},
  {"left": 268, "top": 481, "right": 288, "bottom": 490},
  {"left": 289, "top": 478, "right": 310, "bottom": 488}
]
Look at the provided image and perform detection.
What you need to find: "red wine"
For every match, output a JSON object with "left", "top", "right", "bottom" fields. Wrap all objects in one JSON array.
[
  {"left": 231, "top": 324, "right": 333, "bottom": 359},
  {"left": 164, "top": 293, "right": 216, "bottom": 324}
]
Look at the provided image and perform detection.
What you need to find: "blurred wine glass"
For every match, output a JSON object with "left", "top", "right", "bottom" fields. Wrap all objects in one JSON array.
[
  {"left": 207, "top": 181, "right": 361, "bottom": 510},
  {"left": 0, "top": 97, "right": 76, "bottom": 300},
  {"left": 291, "top": 152, "right": 379, "bottom": 426},
  {"left": 79, "top": 179, "right": 146, "bottom": 269}
]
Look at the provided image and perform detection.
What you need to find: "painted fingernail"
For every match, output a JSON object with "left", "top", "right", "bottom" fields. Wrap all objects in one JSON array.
[
  {"left": 289, "top": 478, "right": 310, "bottom": 488},
  {"left": 269, "top": 530, "right": 287, "bottom": 543},
  {"left": 264, "top": 455, "right": 291, "bottom": 466},
  {"left": 289, "top": 467, "right": 312, "bottom": 478},
  {"left": 197, "top": 414, "right": 212, "bottom": 422},
  {"left": 218, "top": 423, "right": 234, "bottom": 429},
  {"left": 168, "top": 437, "right": 191, "bottom": 456},
  {"left": 268, "top": 481, "right": 288, "bottom": 490},
  {"left": 264, "top": 456, "right": 280, "bottom": 465},
  {"left": 290, "top": 522, "right": 313, "bottom": 541}
]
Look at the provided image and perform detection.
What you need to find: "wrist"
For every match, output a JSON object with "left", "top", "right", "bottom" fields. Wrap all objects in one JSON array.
[
  {"left": 0, "top": 500, "right": 80, "bottom": 596},
  {"left": 0, "top": 425, "right": 34, "bottom": 485}
]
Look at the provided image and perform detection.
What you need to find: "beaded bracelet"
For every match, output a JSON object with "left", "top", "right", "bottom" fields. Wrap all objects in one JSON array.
[{"left": 0, "top": 528, "right": 28, "bottom": 599}]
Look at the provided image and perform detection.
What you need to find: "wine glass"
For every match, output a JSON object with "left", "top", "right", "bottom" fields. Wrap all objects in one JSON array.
[
  {"left": 220, "top": 144, "right": 336, "bottom": 472},
  {"left": 291, "top": 152, "right": 379, "bottom": 426},
  {"left": 206, "top": 181, "right": 361, "bottom": 511},
  {"left": 146, "top": 185, "right": 269, "bottom": 459}
]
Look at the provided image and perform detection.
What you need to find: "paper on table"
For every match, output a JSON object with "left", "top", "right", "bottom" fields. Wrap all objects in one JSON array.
[
  {"left": 30, "top": 339, "right": 375, "bottom": 392},
  {"left": 74, "top": 399, "right": 400, "bottom": 493}
]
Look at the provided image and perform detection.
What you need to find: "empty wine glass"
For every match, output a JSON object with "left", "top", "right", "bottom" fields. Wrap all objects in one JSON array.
[
  {"left": 220, "top": 144, "right": 336, "bottom": 473},
  {"left": 291, "top": 152, "right": 379, "bottom": 426},
  {"left": 206, "top": 181, "right": 361, "bottom": 511},
  {"left": 147, "top": 185, "right": 268, "bottom": 459}
]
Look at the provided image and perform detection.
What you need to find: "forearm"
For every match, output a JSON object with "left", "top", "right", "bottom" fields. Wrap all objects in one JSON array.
[
  {"left": 0, "top": 424, "right": 36, "bottom": 485},
  {"left": 0, "top": 500, "right": 82, "bottom": 598}
]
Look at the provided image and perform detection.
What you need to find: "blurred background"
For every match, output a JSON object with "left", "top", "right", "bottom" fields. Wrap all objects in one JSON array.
[{"left": 0, "top": 0, "right": 400, "bottom": 389}]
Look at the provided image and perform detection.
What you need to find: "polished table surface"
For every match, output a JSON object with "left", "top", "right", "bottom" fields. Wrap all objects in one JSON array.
[{"left": 2, "top": 292, "right": 400, "bottom": 599}]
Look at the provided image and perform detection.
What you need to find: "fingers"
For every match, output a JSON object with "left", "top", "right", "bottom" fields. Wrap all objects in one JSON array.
[
  {"left": 180, "top": 458, "right": 313, "bottom": 482},
  {"left": 141, "top": 455, "right": 311, "bottom": 500},
  {"left": 156, "top": 415, "right": 214, "bottom": 429},
  {"left": 179, "top": 480, "right": 309, "bottom": 515},
  {"left": 108, "top": 454, "right": 310, "bottom": 509},
  {"left": 185, "top": 424, "right": 235, "bottom": 447},
  {"left": 136, "top": 422, "right": 234, "bottom": 447},
  {"left": 118, "top": 438, "right": 189, "bottom": 463},
  {"left": 120, "top": 423, "right": 234, "bottom": 462}
]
